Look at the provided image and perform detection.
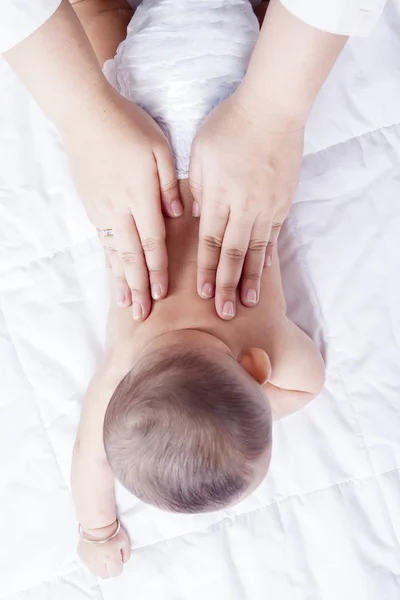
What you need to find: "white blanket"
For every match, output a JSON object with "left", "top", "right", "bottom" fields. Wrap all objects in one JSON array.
[{"left": 1, "top": 1, "right": 400, "bottom": 598}]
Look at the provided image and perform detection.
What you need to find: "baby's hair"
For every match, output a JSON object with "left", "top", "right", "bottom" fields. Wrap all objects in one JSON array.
[{"left": 104, "top": 348, "right": 272, "bottom": 513}]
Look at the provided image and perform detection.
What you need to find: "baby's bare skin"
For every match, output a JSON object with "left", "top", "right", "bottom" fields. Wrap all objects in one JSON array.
[
  {"left": 72, "top": 181, "right": 325, "bottom": 559},
  {"left": 104, "top": 179, "right": 324, "bottom": 412},
  {"left": 69, "top": 2, "right": 325, "bottom": 579}
]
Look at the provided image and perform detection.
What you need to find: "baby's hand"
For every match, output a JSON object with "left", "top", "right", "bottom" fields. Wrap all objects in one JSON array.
[{"left": 78, "top": 521, "right": 131, "bottom": 579}]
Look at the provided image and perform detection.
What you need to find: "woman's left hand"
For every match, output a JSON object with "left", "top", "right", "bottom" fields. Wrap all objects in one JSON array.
[{"left": 189, "top": 90, "right": 304, "bottom": 320}]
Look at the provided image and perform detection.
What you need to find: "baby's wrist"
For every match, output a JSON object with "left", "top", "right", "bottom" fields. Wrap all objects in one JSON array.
[{"left": 81, "top": 519, "right": 118, "bottom": 541}]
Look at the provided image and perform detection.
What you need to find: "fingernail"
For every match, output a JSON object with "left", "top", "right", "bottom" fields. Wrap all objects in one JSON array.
[
  {"left": 171, "top": 199, "right": 183, "bottom": 217},
  {"left": 133, "top": 302, "right": 143, "bottom": 321},
  {"left": 192, "top": 201, "right": 200, "bottom": 218},
  {"left": 266, "top": 254, "right": 272, "bottom": 268},
  {"left": 151, "top": 283, "right": 162, "bottom": 300},
  {"left": 245, "top": 289, "right": 257, "bottom": 304},
  {"left": 222, "top": 301, "right": 235, "bottom": 318},
  {"left": 117, "top": 291, "right": 125, "bottom": 307},
  {"left": 201, "top": 283, "right": 214, "bottom": 299}
]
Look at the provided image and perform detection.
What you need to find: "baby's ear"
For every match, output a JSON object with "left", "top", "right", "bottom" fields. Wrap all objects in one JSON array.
[{"left": 239, "top": 348, "right": 271, "bottom": 385}]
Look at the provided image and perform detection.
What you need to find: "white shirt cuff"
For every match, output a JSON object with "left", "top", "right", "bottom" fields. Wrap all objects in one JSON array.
[
  {"left": 280, "top": 0, "right": 387, "bottom": 37},
  {"left": 0, "top": 0, "right": 62, "bottom": 54}
]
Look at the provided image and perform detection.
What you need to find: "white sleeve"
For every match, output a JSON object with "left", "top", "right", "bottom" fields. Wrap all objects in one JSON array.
[
  {"left": 0, "top": 0, "right": 62, "bottom": 54},
  {"left": 279, "top": 0, "right": 387, "bottom": 36}
]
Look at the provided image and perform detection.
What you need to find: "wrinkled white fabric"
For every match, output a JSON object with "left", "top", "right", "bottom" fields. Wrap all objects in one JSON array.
[
  {"left": 0, "top": 0, "right": 62, "bottom": 54},
  {"left": 1, "top": 0, "right": 400, "bottom": 598},
  {"left": 104, "top": 0, "right": 259, "bottom": 179},
  {"left": 280, "top": 0, "right": 386, "bottom": 36}
]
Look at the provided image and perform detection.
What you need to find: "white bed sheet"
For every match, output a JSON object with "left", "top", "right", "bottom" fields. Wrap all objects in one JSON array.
[{"left": 1, "top": 2, "right": 400, "bottom": 599}]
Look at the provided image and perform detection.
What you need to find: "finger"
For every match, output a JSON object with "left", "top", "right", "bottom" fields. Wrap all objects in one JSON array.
[
  {"left": 240, "top": 217, "right": 269, "bottom": 307},
  {"left": 103, "top": 244, "right": 132, "bottom": 308},
  {"left": 153, "top": 146, "right": 183, "bottom": 218},
  {"left": 264, "top": 221, "right": 283, "bottom": 268},
  {"left": 214, "top": 212, "right": 253, "bottom": 320},
  {"left": 130, "top": 183, "right": 169, "bottom": 302},
  {"left": 197, "top": 197, "right": 229, "bottom": 301},
  {"left": 103, "top": 247, "right": 111, "bottom": 269},
  {"left": 188, "top": 144, "right": 202, "bottom": 218},
  {"left": 106, "top": 557, "right": 123, "bottom": 578},
  {"left": 100, "top": 231, "right": 132, "bottom": 307},
  {"left": 121, "top": 540, "right": 132, "bottom": 564},
  {"left": 95, "top": 559, "right": 110, "bottom": 580},
  {"left": 89, "top": 552, "right": 109, "bottom": 579},
  {"left": 113, "top": 214, "right": 152, "bottom": 321}
]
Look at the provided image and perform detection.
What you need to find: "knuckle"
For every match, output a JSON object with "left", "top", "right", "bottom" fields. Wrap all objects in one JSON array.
[
  {"left": 189, "top": 180, "right": 202, "bottom": 193},
  {"left": 108, "top": 246, "right": 119, "bottom": 257},
  {"left": 272, "top": 221, "right": 283, "bottom": 229},
  {"left": 199, "top": 265, "right": 217, "bottom": 275},
  {"left": 223, "top": 246, "right": 246, "bottom": 261},
  {"left": 237, "top": 202, "right": 254, "bottom": 216},
  {"left": 148, "top": 266, "right": 166, "bottom": 276},
  {"left": 202, "top": 235, "right": 223, "bottom": 252},
  {"left": 248, "top": 239, "right": 267, "bottom": 253},
  {"left": 264, "top": 156, "right": 279, "bottom": 174},
  {"left": 217, "top": 287, "right": 237, "bottom": 299},
  {"left": 213, "top": 199, "right": 229, "bottom": 218},
  {"left": 120, "top": 250, "right": 139, "bottom": 265},
  {"left": 244, "top": 271, "right": 261, "bottom": 282},
  {"left": 129, "top": 287, "right": 144, "bottom": 297},
  {"left": 216, "top": 283, "right": 237, "bottom": 294},
  {"left": 141, "top": 237, "right": 162, "bottom": 252},
  {"left": 267, "top": 240, "right": 277, "bottom": 248},
  {"left": 160, "top": 179, "right": 177, "bottom": 193}
]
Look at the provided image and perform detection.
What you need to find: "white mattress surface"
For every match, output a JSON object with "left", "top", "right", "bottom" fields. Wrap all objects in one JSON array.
[{"left": 1, "top": 2, "right": 400, "bottom": 599}]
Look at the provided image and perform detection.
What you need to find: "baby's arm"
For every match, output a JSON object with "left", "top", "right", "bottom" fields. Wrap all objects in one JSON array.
[
  {"left": 72, "top": 272, "right": 136, "bottom": 523},
  {"left": 265, "top": 319, "right": 325, "bottom": 420},
  {"left": 71, "top": 273, "right": 135, "bottom": 576},
  {"left": 71, "top": 365, "right": 119, "bottom": 530},
  {"left": 71, "top": 359, "right": 132, "bottom": 577}
]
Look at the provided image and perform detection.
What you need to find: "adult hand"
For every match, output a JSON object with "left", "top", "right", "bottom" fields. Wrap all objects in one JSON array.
[
  {"left": 78, "top": 521, "right": 131, "bottom": 579},
  {"left": 62, "top": 88, "right": 182, "bottom": 321},
  {"left": 189, "top": 90, "right": 304, "bottom": 320}
]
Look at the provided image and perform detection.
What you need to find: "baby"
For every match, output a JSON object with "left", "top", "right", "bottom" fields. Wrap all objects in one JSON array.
[{"left": 71, "top": 0, "right": 325, "bottom": 577}]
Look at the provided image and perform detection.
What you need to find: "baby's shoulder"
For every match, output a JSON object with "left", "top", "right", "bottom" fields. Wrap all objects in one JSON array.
[{"left": 269, "top": 317, "right": 325, "bottom": 390}]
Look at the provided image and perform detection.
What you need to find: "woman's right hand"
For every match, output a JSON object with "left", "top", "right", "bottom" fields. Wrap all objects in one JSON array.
[{"left": 62, "top": 88, "right": 182, "bottom": 321}]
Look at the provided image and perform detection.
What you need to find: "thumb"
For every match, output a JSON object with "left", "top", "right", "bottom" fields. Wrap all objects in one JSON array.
[
  {"left": 106, "top": 556, "right": 124, "bottom": 578},
  {"left": 121, "top": 539, "right": 132, "bottom": 564},
  {"left": 154, "top": 145, "right": 183, "bottom": 218}
]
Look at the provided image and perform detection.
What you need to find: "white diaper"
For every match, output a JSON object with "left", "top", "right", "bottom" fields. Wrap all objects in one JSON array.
[{"left": 103, "top": 0, "right": 259, "bottom": 179}]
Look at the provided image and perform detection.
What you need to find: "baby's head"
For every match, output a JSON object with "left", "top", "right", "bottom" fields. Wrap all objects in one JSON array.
[{"left": 104, "top": 341, "right": 272, "bottom": 513}]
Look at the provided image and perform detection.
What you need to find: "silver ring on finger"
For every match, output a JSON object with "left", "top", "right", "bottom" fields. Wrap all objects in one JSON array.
[{"left": 97, "top": 228, "right": 114, "bottom": 238}]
